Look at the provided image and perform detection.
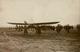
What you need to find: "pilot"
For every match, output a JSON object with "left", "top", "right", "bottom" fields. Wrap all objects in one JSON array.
[{"left": 56, "top": 24, "right": 63, "bottom": 33}]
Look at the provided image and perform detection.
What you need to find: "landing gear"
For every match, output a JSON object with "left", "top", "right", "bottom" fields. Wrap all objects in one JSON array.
[
  {"left": 24, "top": 26, "right": 41, "bottom": 35},
  {"left": 27, "top": 27, "right": 37, "bottom": 34}
]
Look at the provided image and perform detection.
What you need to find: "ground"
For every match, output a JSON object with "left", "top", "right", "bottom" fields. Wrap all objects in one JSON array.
[{"left": 0, "top": 28, "right": 80, "bottom": 52}]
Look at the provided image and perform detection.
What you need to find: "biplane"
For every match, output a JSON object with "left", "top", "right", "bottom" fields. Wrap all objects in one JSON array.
[{"left": 8, "top": 21, "right": 59, "bottom": 35}]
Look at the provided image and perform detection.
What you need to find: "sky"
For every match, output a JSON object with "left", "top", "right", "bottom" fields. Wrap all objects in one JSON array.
[{"left": 0, "top": 0, "right": 80, "bottom": 27}]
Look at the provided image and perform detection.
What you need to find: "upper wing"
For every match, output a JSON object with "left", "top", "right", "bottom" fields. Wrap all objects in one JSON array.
[
  {"left": 30, "top": 22, "right": 59, "bottom": 25},
  {"left": 8, "top": 22, "right": 28, "bottom": 25},
  {"left": 8, "top": 22, "right": 59, "bottom": 25}
]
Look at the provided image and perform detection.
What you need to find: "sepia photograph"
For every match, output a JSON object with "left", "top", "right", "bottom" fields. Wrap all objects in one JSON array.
[{"left": 0, "top": 0, "right": 80, "bottom": 52}]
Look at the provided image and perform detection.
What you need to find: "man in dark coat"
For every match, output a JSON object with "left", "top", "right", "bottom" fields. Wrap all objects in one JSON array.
[
  {"left": 76, "top": 24, "right": 80, "bottom": 32},
  {"left": 56, "top": 24, "right": 63, "bottom": 33}
]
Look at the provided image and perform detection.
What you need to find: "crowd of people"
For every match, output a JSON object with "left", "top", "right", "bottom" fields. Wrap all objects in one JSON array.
[
  {"left": 55, "top": 24, "right": 80, "bottom": 33},
  {"left": 10, "top": 24, "right": 80, "bottom": 34},
  {"left": 55, "top": 24, "right": 73, "bottom": 33}
]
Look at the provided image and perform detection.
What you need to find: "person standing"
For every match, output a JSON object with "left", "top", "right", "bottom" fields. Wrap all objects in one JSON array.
[
  {"left": 56, "top": 24, "right": 63, "bottom": 33},
  {"left": 76, "top": 24, "right": 80, "bottom": 32}
]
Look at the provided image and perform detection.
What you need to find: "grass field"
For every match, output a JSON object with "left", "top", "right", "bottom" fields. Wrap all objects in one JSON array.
[{"left": 0, "top": 28, "right": 80, "bottom": 52}]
